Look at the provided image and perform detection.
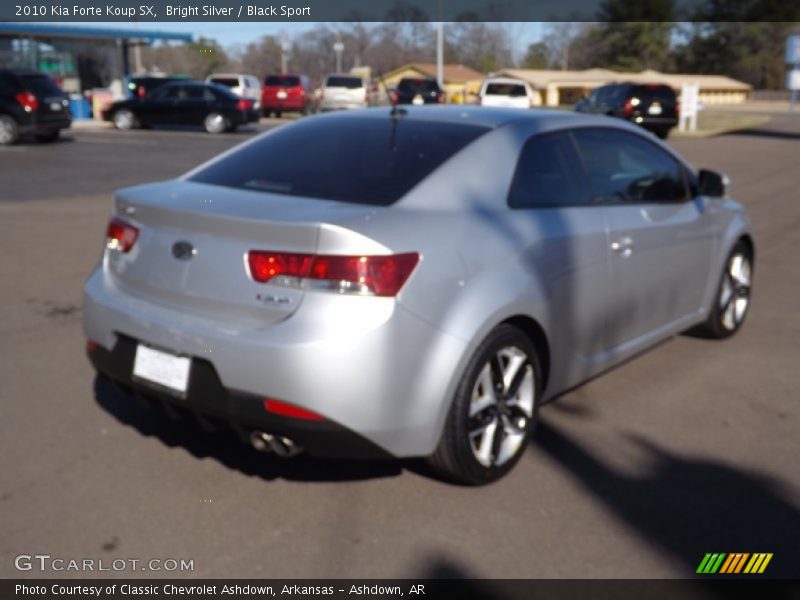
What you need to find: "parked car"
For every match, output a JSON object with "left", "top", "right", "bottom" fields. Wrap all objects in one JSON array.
[
  {"left": 393, "top": 77, "right": 445, "bottom": 105},
  {"left": 84, "top": 107, "right": 753, "bottom": 485},
  {"left": 318, "top": 74, "right": 368, "bottom": 111},
  {"left": 0, "top": 69, "right": 71, "bottom": 145},
  {"left": 124, "top": 74, "right": 188, "bottom": 99},
  {"left": 261, "top": 74, "right": 310, "bottom": 117},
  {"left": 575, "top": 82, "right": 679, "bottom": 139},
  {"left": 103, "top": 81, "right": 259, "bottom": 134},
  {"left": 206, "top": 73, "right": 262, "bottom": 110},
  {"left": 478, "top": 77, "right": 535, "bottom": 109}
]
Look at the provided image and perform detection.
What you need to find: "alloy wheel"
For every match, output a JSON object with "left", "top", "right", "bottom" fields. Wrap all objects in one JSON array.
[
  {"left": 719, "top": 251, "right": 752, "bottom": 331},
  {"left": 468, "top": 345, "right": 535, "bottom": 468}
]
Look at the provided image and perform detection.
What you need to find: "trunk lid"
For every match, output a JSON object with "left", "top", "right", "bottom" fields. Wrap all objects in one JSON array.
[{"left": 108, "top": 181, "right": 377, "bottom": 327}]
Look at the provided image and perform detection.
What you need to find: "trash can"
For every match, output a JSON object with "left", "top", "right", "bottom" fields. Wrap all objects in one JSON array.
[{"left": 69, "top": 95, "right": 91, "bottom": 120}]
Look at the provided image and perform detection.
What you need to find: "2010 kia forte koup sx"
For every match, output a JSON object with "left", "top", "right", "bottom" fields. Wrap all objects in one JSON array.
[{"left": 84, "top": 107, "right": 754, "bottom": 484}]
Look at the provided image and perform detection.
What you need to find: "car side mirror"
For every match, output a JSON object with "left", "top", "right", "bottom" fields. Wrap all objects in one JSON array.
[{"left": 697, "top": 169, "right": 729, "bottom": 198}]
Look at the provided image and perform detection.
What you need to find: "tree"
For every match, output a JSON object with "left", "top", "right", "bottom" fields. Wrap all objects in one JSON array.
[{"left": 522, "top": 42, "right": 550, "bottom": 69}]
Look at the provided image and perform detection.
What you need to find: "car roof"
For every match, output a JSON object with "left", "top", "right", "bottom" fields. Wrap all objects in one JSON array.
[
  {"left": 208, "top": 73, "right": 256, "bottom": 79},
  {"left": 317, "top": 105, "right": 588, "bottom": 129},
  {"left": 482, "top": 77, "right": 529, "bottom": 85}
]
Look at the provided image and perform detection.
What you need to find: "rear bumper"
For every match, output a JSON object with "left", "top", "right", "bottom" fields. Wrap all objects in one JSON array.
[
  {"left": 319, "top": 100, "right": 368, "bottom": 111},
  {"left": 83, "top": 266, "right": 469, "bottom": 458},
  {"left": 17, "top": 114, "right": 72, "bottom": 133},
  {"left": 262, "top": 98, "right": 306, "bottom": 112},
  {"left": 88, "top": 336, "right": 391, "bottom": 459}
]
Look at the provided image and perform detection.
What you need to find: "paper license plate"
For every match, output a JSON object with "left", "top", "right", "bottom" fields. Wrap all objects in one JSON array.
[
  {"left": 133, "top": 344, "right": 191, "bottom": 395},
  {"left": 276, "top": 90, "right": 288, "bottom": 99},
  {"left": 648, "top": 103, "right": 662, "bottom": 115},
  {"left": 50, "top": 102, "right": 62, "bottom": 111},
  {"left": 412, "top": 95, "right": 424, "bottom": 105}
]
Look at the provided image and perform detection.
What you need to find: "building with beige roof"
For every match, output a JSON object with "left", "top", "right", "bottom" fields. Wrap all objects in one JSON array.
[{"left": 496, "top": 68, "right": 752, "bottom": 107}]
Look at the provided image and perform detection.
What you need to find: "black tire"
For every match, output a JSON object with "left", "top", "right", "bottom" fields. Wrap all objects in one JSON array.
[
  {"left": 35, "top": 129, "right": 60, "bottom": 143},
  {"left": 0, "top": 114, "right": 20, "bottom": 145},
  {"left": 697, "top": 240, "right": 753, "bottom": 339},
  {"left": 654, "top": 128, "right": 670, "bottom": 140},
  {"left": 262, "top": 110, "right": 272, "bottom": 118},
  {"left": 275, "top": 110, "right": 282, "bottom": 118},
  {"left": 429, "top": 324, "right": 541, "bottom": 485}
]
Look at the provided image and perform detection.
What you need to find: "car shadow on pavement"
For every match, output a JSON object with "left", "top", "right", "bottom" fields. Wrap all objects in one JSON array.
[
  {"left": 723, "top": 128, "right": 800, "bottom": 141},
  {"left": 532, "top": 419, "right": 800, "bottom": 579},
  {"left": 93, "top": 375, "right": 403, "bottom": 483}
]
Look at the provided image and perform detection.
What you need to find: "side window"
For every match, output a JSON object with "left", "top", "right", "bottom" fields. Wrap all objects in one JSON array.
[
  {"left": 508, "top": 131, "right": 593, "bottom": 209},
  {"left": 151, "top": 86, "right": 179, "bottom": 100},
  {"left": 203, "top": 88, "right": 217, "bottom": 101},
  {"left": 573, "top": 128, "right": 689, "bottom": 204}
]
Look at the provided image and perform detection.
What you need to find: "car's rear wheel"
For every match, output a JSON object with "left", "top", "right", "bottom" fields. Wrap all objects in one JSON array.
[
  {"left": 700, "top": 240, "right": 753, "bottom": 338},
  {"left": 0, "top": 114, "right": 20, "bottom": 145},
  {"left": 35, "top": 129, "right": 60, "bottom": 143},
  {"left": 204, "top": 112, "right": 228, "bottom": 134},
  {"left": 113, "top": 109, "right": 137, "bottom": 130},
  {"left": 430, "top": 324, "right": 540, "bottom": 485}
]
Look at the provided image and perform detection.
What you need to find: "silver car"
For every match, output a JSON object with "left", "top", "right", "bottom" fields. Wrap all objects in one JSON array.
[
  {"left": 318, "top": 74, "right": 368, "bottom": 111},
  {"left": 84, "top": 107, "right": 754, "bottom": 484}
]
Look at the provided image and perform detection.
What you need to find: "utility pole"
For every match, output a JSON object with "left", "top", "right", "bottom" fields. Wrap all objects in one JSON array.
[
  {"left": 436, "top": 22, "right": 444, "bottom": 88},
  {"left": 281, "top": 36, "right": 290, "bottom": 74},
  {"left": 333, "top": 41, "right": 344, "bottom": 73}
]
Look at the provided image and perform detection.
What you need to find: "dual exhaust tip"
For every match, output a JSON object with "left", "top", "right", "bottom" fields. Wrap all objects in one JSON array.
[{"left": 249, "top": 431, "right": 303, "bottom": 457}]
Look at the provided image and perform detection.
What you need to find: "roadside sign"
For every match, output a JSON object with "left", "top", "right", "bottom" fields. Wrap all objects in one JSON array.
[
  {"left": 786, "top": 35, "right": 800, "bottom": 64},
  {"left": 679, "top": 84, "right": 699, "bottom": 132},
  {"left": 787, "top": 69, "right": 800, "bottom": 91}
]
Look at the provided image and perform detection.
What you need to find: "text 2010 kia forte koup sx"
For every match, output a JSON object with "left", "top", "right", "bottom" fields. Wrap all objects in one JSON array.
[{"left": 84, "top": 107, "right": 754, "bottom": 484}]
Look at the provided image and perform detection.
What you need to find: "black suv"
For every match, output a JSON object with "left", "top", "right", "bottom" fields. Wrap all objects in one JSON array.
[
  {"left": 575, "top": 82, "right": 678, "bottom": 139},
  {"left": 0, "top": 69, "right": 71, "bottom": 145},
  {"left": 393, "top": 77, "right": 445, "bottom": 105}
]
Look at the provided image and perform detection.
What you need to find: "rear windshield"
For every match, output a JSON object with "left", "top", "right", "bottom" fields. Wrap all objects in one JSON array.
[
  {"left": 210, "top": 78, "right": 239, "bottom": 88},
  {"left": 265, "top": 75, "right": 300, "bottom": 87},
  {"left": 630, "top": 85, "right": 676, "bottom": 102},
  {"left": 485, "top": 83, "right": 527, "bottom": 97},
  {"left": 325, "top": 76, "right": 362, "bottom": 89},
  {"left": 18, "top": 74, "right": 62, "bottom": 96},
  {"left": 398, "top": 79, "right": 438, "bottom": 93},
  {"left": 188, "top": 116, "right": 488, "bottom": 206}
]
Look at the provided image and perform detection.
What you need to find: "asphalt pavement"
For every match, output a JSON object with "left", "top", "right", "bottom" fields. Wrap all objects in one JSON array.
[{"left": 1, "top": 114, "right": 799, "bottom": 580}]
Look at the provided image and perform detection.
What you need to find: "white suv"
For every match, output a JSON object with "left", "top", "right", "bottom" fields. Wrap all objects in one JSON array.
[
  {"left": 478, "top": 77, "right": 535, "bottom": 109},
  {"left": 206, "top": 73, "right": 262, "bottom": 110}
]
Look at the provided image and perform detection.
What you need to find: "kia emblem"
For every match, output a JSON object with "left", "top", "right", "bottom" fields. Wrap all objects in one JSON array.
[{"left": 172, "top": 241, "right": 196, "bottom": 260}]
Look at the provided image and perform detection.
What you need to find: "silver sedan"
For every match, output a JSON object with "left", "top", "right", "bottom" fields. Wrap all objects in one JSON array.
[{"left": 83, "top": 107, "right": 754, "bottom": 484}]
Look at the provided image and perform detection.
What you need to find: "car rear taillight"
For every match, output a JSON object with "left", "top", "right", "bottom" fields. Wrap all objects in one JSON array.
[
  {"left": 106, "top": 218, "right": 139, "bottom": 253},
  {"left": 623, "top": 98, "right": 634, "bottom": 117},
  {"left": 264, "top": 398, "right": 324, "bottom": 421},
  {"left": 390, "top": 90, "right": 398, "bottom": 105},
  {"left": 15, "top": 91, "right": 38, "bottom": 112},
  {"left": 676, "top": 99, "right": 681, "bottom": 116},
  {"left": 247, "top": 251, "right": 419, "bottom": 297},
  {"left": 437, "top": 92, "right": 446, "bottom": 104},
  {"left": 137, "top": 86, "right": 146, "bottom": 98},
  {"left": 236, "top": 98, "right": 253, "bottom": 111}
]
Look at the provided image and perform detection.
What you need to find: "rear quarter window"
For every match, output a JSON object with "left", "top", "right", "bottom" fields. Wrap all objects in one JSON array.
[
  {"left": 19, "top": 74, "right": 62, "bottom": 96},
  {"left": 188, "top": 117, "right": 489, "bottom": 206}
]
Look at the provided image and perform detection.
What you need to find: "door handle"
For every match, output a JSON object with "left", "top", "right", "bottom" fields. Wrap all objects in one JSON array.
[{"left": 610, "top": 236, "right": 634, "bottom": 256}]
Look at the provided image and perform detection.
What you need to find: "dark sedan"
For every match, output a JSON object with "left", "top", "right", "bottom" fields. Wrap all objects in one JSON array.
[
  {"left": 103, "top": 81, "right": 259, "bottom": 134},
  {"left": 392, "top": 77, "right": 445, "bottom": 105}
]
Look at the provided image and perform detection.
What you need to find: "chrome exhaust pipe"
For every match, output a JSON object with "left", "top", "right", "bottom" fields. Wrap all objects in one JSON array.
[
  {"left": 270, "top": 435, "right": 303, "bottom": 457},
  {"left": 250, "top": 431, "right": 274, "bottom": 453},
  {"left": 249, "top": 431, "right": 303, "bottom": 457}
]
